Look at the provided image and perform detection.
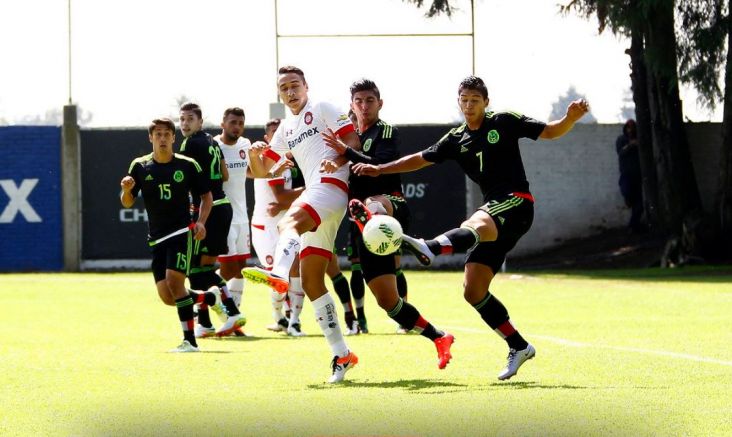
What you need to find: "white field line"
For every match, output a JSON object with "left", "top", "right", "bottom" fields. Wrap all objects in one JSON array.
[{"left": 443, "top": 325, "right": 732, "bottom": 367}]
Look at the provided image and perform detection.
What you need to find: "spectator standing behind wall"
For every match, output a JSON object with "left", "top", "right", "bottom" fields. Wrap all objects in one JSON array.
[{"left": 616, "top": 119, "right": 644, "bottom": 233}]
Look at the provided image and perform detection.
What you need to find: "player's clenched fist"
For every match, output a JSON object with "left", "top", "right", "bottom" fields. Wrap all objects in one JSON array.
[
  {"left": 192, "top": 221, "right": 207, "bottom": 241},
  {"left": 120, "top": 176, "right": 135, "bottom": 192}
]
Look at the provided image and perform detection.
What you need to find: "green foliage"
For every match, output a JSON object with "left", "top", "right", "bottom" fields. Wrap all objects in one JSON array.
[
  {"left": 676, "top": 0, "right": 728, "bottom": 109},
  {"left": 1, "top": 270, "right": 731, "bottom": 435},
  {"left": 403, "top": 0, "right": 456, "bottom": 17}
]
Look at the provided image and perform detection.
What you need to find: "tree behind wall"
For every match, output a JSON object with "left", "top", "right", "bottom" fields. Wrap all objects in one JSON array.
[{"left": 549, "top": 86, "right": 598, "bottom": 123}]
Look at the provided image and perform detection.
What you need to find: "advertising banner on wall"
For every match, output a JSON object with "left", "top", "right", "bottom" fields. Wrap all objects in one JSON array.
[
  {"left": 0, "top": 127, "right": 62, "bottom": 271},
  {"left": 81, "top": 125, "right": 465, "bottom": 263}
]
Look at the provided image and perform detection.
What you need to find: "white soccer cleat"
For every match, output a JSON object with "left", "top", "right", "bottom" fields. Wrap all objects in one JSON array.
[
  {"left": 216, "top": 314, "right": 247, "bottom": 337},
  {"left": 328, "top": 351, "right": 359, "bottom": 383},
  {"left": 395, "top": 325, "right": 410, "bottom": 335},
  {"left": 266, "top": 317, "right": 289, "bottom": 332},
  {"left": 400, "top": 234, "right": 435, "bottom": 266},
  {"left": 497, "top": 344, "right": 536, "bottom": 380},
  {"left": 286, "top": 323, "right": 306, "bottom": 337},
  {"left": 194, "top": 324, "right": 216, "bottom": 338},
  {"left": 344, "top": 320, "right": 360, "bottom": 336},
  {"left": 210, "top": 303, "right": 228, "bottom": 323},
  {"left": 169, "top": 340, "right": 200, "bottom": 353}
]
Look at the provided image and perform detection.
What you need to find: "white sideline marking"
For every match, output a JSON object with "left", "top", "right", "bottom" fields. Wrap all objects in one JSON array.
[{"left": 443, "top": 326, "right": 732, "bottom": 367}]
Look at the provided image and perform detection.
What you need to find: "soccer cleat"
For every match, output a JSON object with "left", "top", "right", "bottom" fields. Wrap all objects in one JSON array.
[
  {"left": 216, "top": 314, "right": 247, "bottom": 337},
  {"left": 210, "top": 302, "right": 228, "bottom": 323},
  {"left": 328, "top": 351, "right": 359, "bottom": 383},
  {"left": 400, "top": 234, "right": 435, "bottom": 266},
  {"left": 434, "top": 333, "right": 455, "bottom": 369},
  {"left": 194, "top": 324, "right": 216, "bottom": 338},
  {"left": 348, "top": 199, "right": 373, "bottom": 233},
  {"left": 344, "top": 320, "right": 360, "bottom": 336},
  {"left": 242, "top": 267, "right": 289, "bottom": 294},
  {"left": 497, "top": 344, "right": 536, "bottom": 380},
  {"left": 286, "top": 323, "right": 306, "bottom": 337},
  {"left": 233, "top": 328, "right": 248, "bottom": 337},
  {"left": 169, "top": 340, "right": 200, "bottom": 353},
  {"left": 357, "top": 315, "right": 369, "bottom": 334},
  {"left": 395, "top": 325, "right": 410, "bottom": 335},
  {"left": 266, "top": 317, "right": 290, "bottom": 332}
]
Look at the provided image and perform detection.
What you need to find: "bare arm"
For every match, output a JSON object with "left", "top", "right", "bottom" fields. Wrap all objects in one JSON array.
[
  {"left": 193, "top": 191, "right": 213, "bottom": 240},
  {"left": 247, "top": 141, "right": 276, "bottom": 178},
  {"left": 221, "top": 158, "right": 229, "bottom": 182},
  {"left": 539, "top": 99, "right": 590, "bottom": 139},
  {"left": 272, "top": 185, "right": 305, "bottom": 209},
  {"left": 352, "top": 152, "right": 433, "bottom": 177},
  {"left": 120, "top": 176, "right": 136, "bottom": 208}
]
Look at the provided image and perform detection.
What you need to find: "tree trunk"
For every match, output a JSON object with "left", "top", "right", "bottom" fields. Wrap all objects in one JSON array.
[
  {"left": 716, "top": 0, "right": 732, "bottom": 255},
  {"left": 644, "top": 2, "right": 706, "bottom": 264},
  {"left": 628, "top": 24, "right": 660, "bottom": 227}
]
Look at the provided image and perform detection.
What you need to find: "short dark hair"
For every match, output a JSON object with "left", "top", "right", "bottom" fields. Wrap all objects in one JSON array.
[
  {"left": 265, "top": 118, "right": 281, "bottom": 134},
  {"left": 148, "top": 118, "right": 175, "bottom": 135},
  {"left": 278, "top": 66, "right": 306, "bottom": 83},
  {"left": 223, "top": 107, "right": 245, "bottom": 121},
  {"left": 180, "top": 102, "right": 202, "bottom": 119},
  {"left": 350, "top": 78, "right": 380, "bottom": 99},
  {"left": 458, "top": 76, "right": 489, "bottom": 100}
]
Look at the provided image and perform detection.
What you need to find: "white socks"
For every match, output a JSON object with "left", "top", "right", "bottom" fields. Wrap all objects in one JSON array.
[
  {"left": 270, "top": 289, "right": 286, "bottom": 322},
  {"left": 227, "top": 277, "right": 244, "bottom": 307},
  {"left": 288, "top": 277, "right": 305, "bottom": 326},
  {"left": 272, "top": 228, "right": 300, "bottom": 279},
  {"left": 311, "top": 292, "right": 348, "bottom": 357}
]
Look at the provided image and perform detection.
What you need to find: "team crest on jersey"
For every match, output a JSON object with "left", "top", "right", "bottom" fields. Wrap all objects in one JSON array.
[
  {"left": 239, "top": 149, "right": 247, "bottom": 159},
  {"left": 266, "top": 255, "right": 273, "bottom": 265},
  {"left": 487, "top": 129, "right": 500, "bottom": 144},
  {"left": 363, "top": 138, "right": 373, "bottom": 152},
  {"left": 173, "top": 170, "right": 184, "bottom": 182},
  {"left": 304, "top": 112, "right": 313, "bottom": 125}
]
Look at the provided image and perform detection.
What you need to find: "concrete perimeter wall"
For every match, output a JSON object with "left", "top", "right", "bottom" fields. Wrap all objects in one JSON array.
[{"left": 512, "top": 122, "right": 722, "bottom": 256}]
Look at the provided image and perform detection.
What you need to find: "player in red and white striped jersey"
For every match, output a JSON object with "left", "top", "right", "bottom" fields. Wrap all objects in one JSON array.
[{"left": 244, "top": 66, "right": 358, "bottom": 383}]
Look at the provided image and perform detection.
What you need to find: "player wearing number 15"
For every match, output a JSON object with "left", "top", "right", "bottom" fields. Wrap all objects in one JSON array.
[
  {"left": 353, "top": 76, "right": 590, "bottom": 380},
  {"left": 121, "top": 118, "right": 212, "bottom": 352}
]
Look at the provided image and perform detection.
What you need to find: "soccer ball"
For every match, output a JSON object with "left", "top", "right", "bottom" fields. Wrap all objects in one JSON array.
[{"left": 362, "top": 215, "right": 403, "bottom": 256}]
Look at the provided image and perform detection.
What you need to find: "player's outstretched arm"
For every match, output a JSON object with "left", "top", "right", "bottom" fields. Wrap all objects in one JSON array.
[
  {"left": 352, "top": 152, "right": 433, "bottom": 177},
  {"left": 540, "top": 99, "right": 590, "bottom": 139},
  {"left": 120, "top": 176, "right": 136, "bottom": 208}
]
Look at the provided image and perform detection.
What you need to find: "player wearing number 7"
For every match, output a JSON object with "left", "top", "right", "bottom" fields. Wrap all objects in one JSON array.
[{"left": 353, "top": 76, "right": 589, "bottom": 380}]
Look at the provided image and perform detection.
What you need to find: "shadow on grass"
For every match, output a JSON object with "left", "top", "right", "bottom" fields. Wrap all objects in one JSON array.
[
  {"left": 488, "top": 381, "right": 589, "bottom": 390},
  {"left": 517, "top": 265, "right": 732, "bottom": 283},
  {"left": 307, "top": 378, "right": 467, "bottom": 392}
]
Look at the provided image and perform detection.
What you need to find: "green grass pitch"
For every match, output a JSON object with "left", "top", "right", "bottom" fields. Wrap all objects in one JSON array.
[{"left": 1, "top": 267, "right": 731, "bottom": 436}]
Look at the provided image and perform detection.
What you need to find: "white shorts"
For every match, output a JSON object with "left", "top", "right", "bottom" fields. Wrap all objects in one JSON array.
[
  {"left": 251, "top": 215, "right": 282, "bottom": 268},
  {"left": 294, "top": 179, "right": 348, "bottom": 258},
  {"left": 217, "top": 222, "right": 251, "bottom": 263}
]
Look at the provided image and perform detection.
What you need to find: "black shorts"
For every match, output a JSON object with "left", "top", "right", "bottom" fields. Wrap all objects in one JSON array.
[
  {"left": 347, "top": 222, "right": 360, "bottom": 262},
  {"left": 193, "top": 202, "right": 232, "bottom": 260},
  {"left": 466, "top": 194, "right": 534, "bottom": 272},
  {"left": 356, "top": 233, "right": 397, "bottom": 283},
  {"left": 384, "top": 194, "right": 410, "bottom": 233},
  {"left": 150, "top": 232, "right": 191, "bottom": 282}
]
